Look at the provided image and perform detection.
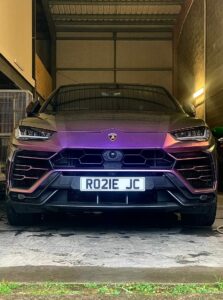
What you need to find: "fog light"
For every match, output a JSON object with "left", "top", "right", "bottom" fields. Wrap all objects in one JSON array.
[
  {"left": 18, "top": 194, "right": 26, "bottom": 200},
  {"left": 200, "top": 195, "right": 208, "bottom": 201}
]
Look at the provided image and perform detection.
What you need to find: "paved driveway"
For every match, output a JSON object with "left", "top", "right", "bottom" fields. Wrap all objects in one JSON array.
[{"left": 0, "top": 194, "right": 223, "bottom": 282}]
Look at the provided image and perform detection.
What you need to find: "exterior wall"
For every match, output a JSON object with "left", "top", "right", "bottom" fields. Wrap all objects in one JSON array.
[
  {"left": 0, "top": 0, "right": 34, "bottom": 86},
  {"left": 206, "top": 0, "right": 223, "bottom": 128},
  {"left": 56, "top": 36, "right": 173, "bottom": 92},
  {"left": 174, "top": 0, "right": 205, "bottom": 119}
]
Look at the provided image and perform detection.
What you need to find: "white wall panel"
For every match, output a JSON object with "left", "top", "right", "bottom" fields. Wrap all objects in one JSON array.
[
  {"left": 117, "top": 41, "right": 172, "bottom": 68},
  {"left": 56, "top": 36, "right": 173, "bottom": 92},
  {"left": 117, "top": 71, "right": 172, "bottom": 92},
  {"left": 57, "top": 71, "right": 114, "bottom": 86},
  {"left": 57, "top": 40, "right": 114, "bottom": 68}
]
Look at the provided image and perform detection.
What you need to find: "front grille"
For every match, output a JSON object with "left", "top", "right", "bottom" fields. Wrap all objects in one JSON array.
[
  {"left": 11, "top": 149, "right": 215, "bottom": 191},
  {"left": 11, "top": 149, "right": 173, "bottom": 189},
  {"left": 52, "top": 149, "right": 104, "bottom": 169},
  {"left": 172, "top": 151, "right": 215, "bottom": 189},
  {"left": 11, "top": 150, "right": 54, "bottom": 188},
  {"left": 51, "top": 149, "right": 174, "bottom": 170}
]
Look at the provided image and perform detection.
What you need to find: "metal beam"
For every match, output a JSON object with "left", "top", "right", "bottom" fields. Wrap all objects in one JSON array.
[
  {"left": 41, "top": 0, "right": 56, "bottom": 89},
  {"left": 55, "top": 21, "right": 176, "bottom": 26},
  {"left": 32, "top": 0, "right": 36, "bottom": 81},
  {"left": 56, "top": 36, "right": 172, "bottom": 40},
  {"left": 41, "top": 0, "right": 56, "bottom": 40},
  {"left": 56, "top": 24, "right": 173, "bottom": 32},
  {"left": 52, "top": 14, "right": 179, "bottom": 21},
  {"left": 49, "top": 0, "right": 184, "bottom": 5},
  {"left": 57, "top": 67, "right": 172, "bottom": 71}
]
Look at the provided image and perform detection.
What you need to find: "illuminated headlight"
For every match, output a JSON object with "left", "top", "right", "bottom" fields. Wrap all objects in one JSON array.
[
  {"left": 172, "top": 127, "right": 211, "bottom": 141},
  {"left": 15, "top": 126, "right": 54, "bottom": 140}
]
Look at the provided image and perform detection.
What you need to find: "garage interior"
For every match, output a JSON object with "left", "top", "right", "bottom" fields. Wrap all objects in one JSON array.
[
  {"left": 1, "top": 0, "right": 223, "bottom": 182},
  {"left": 1, "top": 0, "right": 223, "bottom": 283},
  {"left": 0, "top": 0, "right": 222, "bottom": 186},
  {"left": 0, "top": 0, "right": 223, "bottom": 193},
  {"left": 1, "top": 0, "right": 223, "bottom": 125}
]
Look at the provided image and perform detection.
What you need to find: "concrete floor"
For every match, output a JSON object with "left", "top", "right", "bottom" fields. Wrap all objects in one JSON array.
[{"left": 0, "top": 195, "right": 223, "bottom": 283}]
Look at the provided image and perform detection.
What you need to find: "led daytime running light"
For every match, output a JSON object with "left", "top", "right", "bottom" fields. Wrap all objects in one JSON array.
[
  {"left": 172, "top": 127, "right": 210, "bottom": 141},
  {"left": 15, "top": 126, "right": 54, "bottom": 140}
]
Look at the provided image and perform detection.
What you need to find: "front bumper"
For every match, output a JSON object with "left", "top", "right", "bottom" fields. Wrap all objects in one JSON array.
[
  {"left": 7, "top": 170, "right": 217, "bottom": 214},
  {"left": 7, "top": 134, "right": 217, "bottom": 214}
]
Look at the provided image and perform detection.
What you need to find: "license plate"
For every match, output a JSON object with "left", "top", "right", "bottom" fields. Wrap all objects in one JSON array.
[{"left": 80, "top": 177, "right": 145, "bottom": 192}]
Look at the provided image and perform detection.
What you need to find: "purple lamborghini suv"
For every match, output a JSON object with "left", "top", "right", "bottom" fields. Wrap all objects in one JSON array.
[{"left": 6, "top": 84, "right": 217, "bottom": 226}]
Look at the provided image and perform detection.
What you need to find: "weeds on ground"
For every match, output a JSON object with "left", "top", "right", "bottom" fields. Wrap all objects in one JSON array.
[
  {"left": 0, "top": 282, "right": 20, "bottom": 295},
  {"left": 1, "top": 281, "right": 223, "bottom": 297}
]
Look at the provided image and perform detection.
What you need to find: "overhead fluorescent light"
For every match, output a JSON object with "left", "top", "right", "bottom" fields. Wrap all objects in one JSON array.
[{"left": 193, "top": 88, "right": 204, "bottom": 99}]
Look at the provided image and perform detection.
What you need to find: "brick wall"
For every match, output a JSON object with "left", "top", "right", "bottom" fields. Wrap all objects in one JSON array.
[
  {"left": 206, "top": 0, "right": 223, "bottom": 128},
  {"left": 175, "top": 0, "right": 223, "bottom": 127},
  {"left": 174, "top": 0, "right": 205, "bottom": 119}
]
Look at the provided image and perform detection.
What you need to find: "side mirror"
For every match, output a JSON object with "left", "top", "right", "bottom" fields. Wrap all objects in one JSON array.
[
  {"left": 183, "top": 103, "right": 196, "bottom": 117},
  {"left": 26, "top": 99, "right": 41, "bottom": 117}
]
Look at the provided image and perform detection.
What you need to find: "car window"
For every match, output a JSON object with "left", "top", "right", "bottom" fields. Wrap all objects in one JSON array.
[{"left": 41, "top": 85, "right": 181, "bottom": 114}]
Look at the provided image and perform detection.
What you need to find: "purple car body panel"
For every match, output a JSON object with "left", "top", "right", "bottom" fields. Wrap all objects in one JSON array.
[{"left": 6, "top": 84, "right": 217, "bottom": 223}]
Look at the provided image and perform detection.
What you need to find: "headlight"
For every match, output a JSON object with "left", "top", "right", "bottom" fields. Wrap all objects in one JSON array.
[
  {"left": 15, "top": 126, "right": 54, "bottom": 140},
  {"left": 171, "top": 126, "right": 211, "bottom": 141}
]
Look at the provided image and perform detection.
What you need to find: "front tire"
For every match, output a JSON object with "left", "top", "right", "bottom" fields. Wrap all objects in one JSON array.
[
  {"left": 181, "top": 203, "right": 217, "bottom": 227},
  {"left": 7, "top": 205, "right": 42, "bottom": 226}
]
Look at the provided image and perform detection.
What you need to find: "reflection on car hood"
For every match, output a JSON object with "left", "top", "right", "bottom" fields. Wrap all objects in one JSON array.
[{"left": 21, "top": 112, "right": 205, "bottom": 133}]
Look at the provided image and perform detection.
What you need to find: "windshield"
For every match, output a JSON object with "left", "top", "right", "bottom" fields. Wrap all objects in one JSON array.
[{"left": 41, "top": 85, "right": 181, "bottom": 114}]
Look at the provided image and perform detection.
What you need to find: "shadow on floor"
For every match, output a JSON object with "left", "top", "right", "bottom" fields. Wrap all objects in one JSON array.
[{"left": 0, "top": 196, "right": 217, "bottom": 237}]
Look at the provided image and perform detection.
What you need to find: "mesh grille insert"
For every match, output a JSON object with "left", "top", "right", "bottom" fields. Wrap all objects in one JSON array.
[
  {"left": 51, "top": 149, "right": 174, "bottom": 170},
  {"left": 172, "top": 151, "right": 215, "bottom": 189}
]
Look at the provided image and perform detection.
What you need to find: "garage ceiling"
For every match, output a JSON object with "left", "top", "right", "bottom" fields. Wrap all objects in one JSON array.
[{"left": 44, "top": 0, "right": 185, "bottom": 34}]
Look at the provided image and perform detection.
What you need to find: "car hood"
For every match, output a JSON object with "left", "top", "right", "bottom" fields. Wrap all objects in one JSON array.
[{"left": 21, "top": 112, "right": 205, "bottom": 133}]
